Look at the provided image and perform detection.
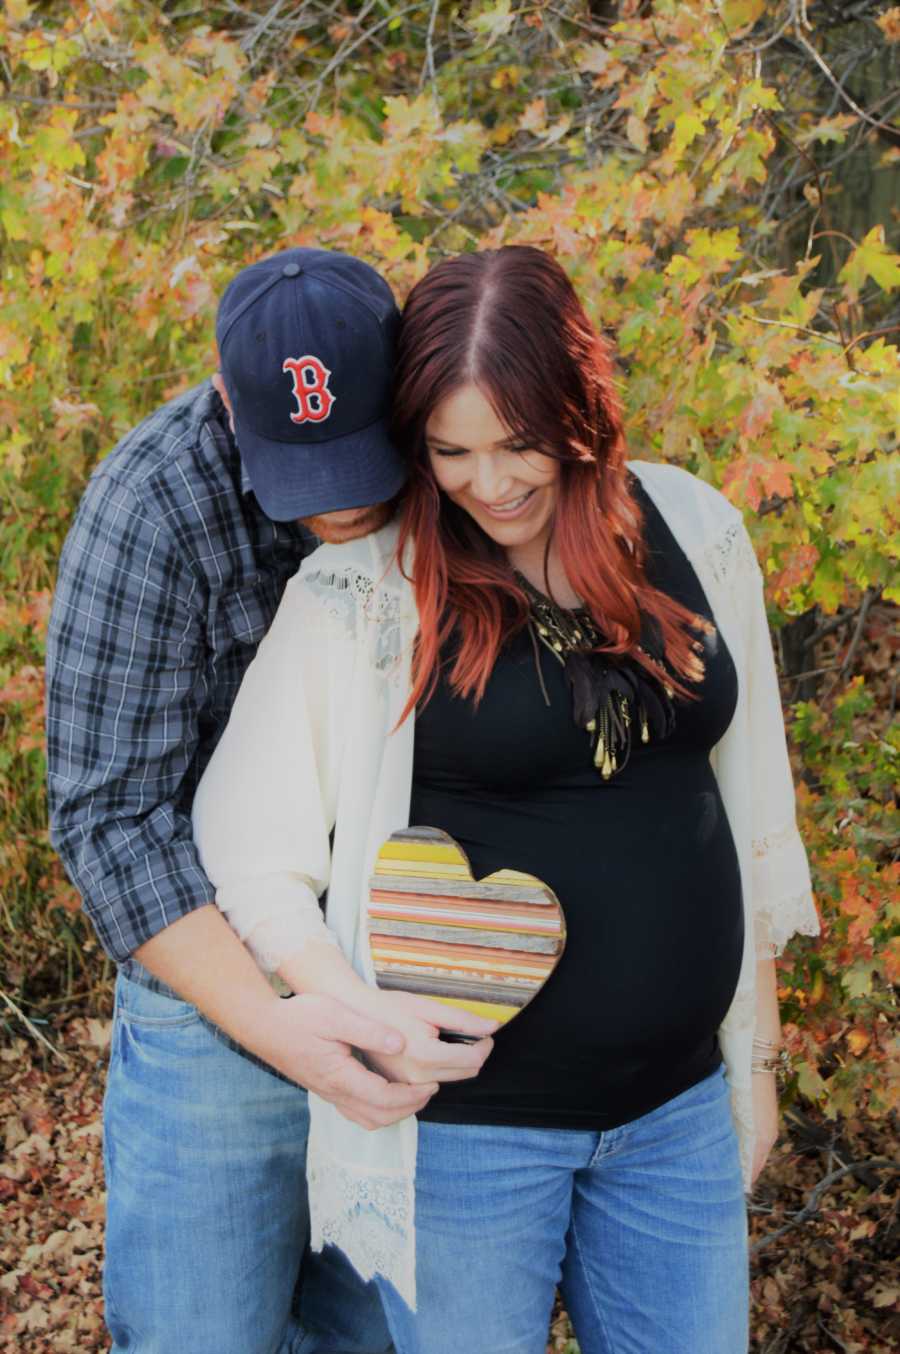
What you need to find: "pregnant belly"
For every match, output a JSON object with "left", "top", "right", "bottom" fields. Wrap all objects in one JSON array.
[{"left": 411, "top": 771, "right": 745, "bottom": 1124}]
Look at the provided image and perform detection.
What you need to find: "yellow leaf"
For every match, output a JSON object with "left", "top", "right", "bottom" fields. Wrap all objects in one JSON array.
[
  {"left": 719, "top": 0, "right": 766, "bottom": 29},
  {"left": 686, "top": 227, "right": 742, "bottom": 267},
  {"left": 490, "top": 121, "right": 516, "bottom": 146},
  {"left": 846, "top": 1028, "right": 870, "bottom": 1057},
  {"left": 490, "top": 65, "right": 520, "bottom": 90},
  {"left": 795, "top": 1059, "right": 827, "bottom": 1101},
  {"left": 839, "top": 225, "right": 900, "bottom": 295},
  {"left": 0, "top": 428, "right": 29, "bottom": 478},
  {"left": 672, "top": 110, "right": 705, "bottom": 156},
  {"left": 626, "top": 114, "right": 647, "bottom": 153}
]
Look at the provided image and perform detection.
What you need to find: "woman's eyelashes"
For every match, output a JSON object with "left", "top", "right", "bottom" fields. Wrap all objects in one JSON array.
[
  {"left": 428, "top": 443, "right": 534, "bottom": 458},
  {"left": 429, "top": 444, "right": 468, "bottom": 458}
]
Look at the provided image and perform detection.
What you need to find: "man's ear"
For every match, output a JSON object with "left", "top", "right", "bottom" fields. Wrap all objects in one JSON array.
[{"left": 211, "top": 372, "right": 234, "bottom": 422}]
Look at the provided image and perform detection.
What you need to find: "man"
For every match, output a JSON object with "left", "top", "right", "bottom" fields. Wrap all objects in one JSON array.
[{"left": 46, "top": 248, "right": 429, "bottom": 1354}]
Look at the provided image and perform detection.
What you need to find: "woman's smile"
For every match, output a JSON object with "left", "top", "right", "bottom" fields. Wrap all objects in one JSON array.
[{"left": 477, "top": 487, "right": 537, "bottom": 518}]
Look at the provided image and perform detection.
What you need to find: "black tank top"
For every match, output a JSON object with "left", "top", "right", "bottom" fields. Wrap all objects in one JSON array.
[{"left": 411, "top": 483, "right": 744, "bottom": 1130}]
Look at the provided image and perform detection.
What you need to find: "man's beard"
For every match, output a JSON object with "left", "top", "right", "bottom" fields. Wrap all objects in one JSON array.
[{"left": 298, "top": 499, "right": 396, "bottom": 544}]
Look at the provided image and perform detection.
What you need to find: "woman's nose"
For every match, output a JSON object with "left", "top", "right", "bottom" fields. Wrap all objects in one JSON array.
[{"left": 470, "top": 451, "right": 514, "bottom": 503}]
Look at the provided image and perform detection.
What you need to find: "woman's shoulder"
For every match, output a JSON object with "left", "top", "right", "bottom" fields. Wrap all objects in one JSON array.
[
  {"left": 627, "top": 459, "right": 758, "bottom": 587},
  {"left": 627, "top": 460, "right": 741, "bottom": 544}
]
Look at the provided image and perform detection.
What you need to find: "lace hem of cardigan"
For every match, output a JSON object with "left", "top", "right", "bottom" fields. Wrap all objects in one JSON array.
[
  {"left": 307, "top": 1150, "right": 416, "bottom": 1309},
  {"left": 753, "top": 888, "right": 820, "bottom": 958}
]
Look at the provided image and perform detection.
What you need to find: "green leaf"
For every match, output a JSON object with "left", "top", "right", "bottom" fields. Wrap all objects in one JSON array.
[
  {"left": 796, "top": 1059, "right": 827, "bottom": 1101},
  {"left": 844, "top": 961, "right": 878, "bottom": 1000},
  {"left": 839, "top": 226, "right": 900, "bottom": 295},
  {"left": 672, "top": 110, "right": 705, "bottom": 156}
]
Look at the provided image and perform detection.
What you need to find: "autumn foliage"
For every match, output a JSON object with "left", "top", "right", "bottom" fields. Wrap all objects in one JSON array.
[{"left": 0, "top": 0, "right": 897, "bottom": 1157}]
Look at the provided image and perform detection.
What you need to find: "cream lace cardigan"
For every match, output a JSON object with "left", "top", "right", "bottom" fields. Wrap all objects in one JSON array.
[{"left": 192, "top": 460, "right": 820, "bottom": 1308}]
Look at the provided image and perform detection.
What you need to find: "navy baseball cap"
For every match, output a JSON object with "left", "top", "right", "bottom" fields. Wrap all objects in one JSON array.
[{"left": 215, "top": 247, "right": 406, "bottom": 522}]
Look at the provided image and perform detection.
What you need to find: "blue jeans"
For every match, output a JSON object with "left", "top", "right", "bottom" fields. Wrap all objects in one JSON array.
[
  {"left": 375, "top": 1065, "right": 748, "bottom": 1354},
  {"left": 102, "top": 973, "right": 393, "bottom": 1354}
]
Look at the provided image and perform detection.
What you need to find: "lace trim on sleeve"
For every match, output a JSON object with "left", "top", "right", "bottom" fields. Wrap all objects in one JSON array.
[
  {"left": 751, "top": 820, "right": 820, "bottom": 958},
  {"left": 752, "top": 888, "right": 821, "bottom": 958},
  {"left": 303, "top": 565, "right": 404, "bottom": 676}
]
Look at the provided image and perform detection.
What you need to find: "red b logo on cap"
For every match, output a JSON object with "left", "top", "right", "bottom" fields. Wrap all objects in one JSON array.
[{"left": 282, "top": 355, "right": 335, "bottom": 424}]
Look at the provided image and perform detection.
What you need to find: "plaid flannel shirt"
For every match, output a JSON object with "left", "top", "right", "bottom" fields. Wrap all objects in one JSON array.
[{"left": 46, "top": 379, "right": 315, "bottom": 982}]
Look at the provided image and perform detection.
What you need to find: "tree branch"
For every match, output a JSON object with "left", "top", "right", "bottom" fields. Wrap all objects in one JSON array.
[{"left": 750, "top": 1158, "right": 900, "bottom": 1255}]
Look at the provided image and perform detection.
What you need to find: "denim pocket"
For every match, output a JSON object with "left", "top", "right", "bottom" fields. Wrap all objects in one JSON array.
[{"left": 114, "top": 973, "right": 202, "bottom": 1028}]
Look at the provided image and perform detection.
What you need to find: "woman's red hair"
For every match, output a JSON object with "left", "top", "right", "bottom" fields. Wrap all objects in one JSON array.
[{"left": 392, "top": 246, "right": 704, "bottom": 721}]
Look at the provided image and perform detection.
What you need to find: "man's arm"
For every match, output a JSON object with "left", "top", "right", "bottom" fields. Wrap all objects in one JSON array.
[
  {"left": 45, "top": 474, "right": 213, "bottom": 960},
  {"left": 46, "top": 471, "right": 423, "bottom": 1125}
]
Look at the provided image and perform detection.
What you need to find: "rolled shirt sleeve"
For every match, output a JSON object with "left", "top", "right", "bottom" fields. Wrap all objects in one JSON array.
[{"left": 45, "top": 473, "right": 214, "bottom": 962}]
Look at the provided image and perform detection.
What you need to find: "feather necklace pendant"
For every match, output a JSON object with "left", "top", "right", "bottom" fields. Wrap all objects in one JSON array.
[{"left": 514, "top": 571, "right": 679, "bottom": 781}]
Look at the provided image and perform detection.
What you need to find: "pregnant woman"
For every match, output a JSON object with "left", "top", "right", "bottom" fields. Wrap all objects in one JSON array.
[{"left": 192, "top": 246, "right": 819, "bottom": 1353}]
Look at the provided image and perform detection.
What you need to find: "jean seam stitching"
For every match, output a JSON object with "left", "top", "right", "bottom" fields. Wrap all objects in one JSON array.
[{"left": 569, "top": 1199, "right": 616, "bottom": 1354}]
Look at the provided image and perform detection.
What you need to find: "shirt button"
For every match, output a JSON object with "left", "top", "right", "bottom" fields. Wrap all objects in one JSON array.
[{"left": 282, "top": 262, "right": 301, "bottom": 277}]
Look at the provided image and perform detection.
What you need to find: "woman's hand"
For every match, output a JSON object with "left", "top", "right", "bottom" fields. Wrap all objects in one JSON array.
[
  {"left": 277, "top": 937, "right": 497, "bottom": 1095},
  {"left": 750, "top": 1070, "right": 780, "bottom": 1188},
  {"left": 356, "top": 988, "right": 498, "bottom": 1087}
]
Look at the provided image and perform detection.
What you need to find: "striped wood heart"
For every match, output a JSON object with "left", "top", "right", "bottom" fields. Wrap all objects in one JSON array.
[{"left": 367, "top": 827, "right": 566, "bottom": 1026}]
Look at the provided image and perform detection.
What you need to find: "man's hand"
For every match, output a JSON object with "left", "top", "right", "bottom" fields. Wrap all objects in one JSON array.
[
  {"left": 251, "top": 991, "right": 439, "bottom": 1130},
  {"left": 276, "top": 936, "right": 497, "bottom": 1094},
  {"left": 133, "top": 907, "right": 434, "bottom": 1128}
]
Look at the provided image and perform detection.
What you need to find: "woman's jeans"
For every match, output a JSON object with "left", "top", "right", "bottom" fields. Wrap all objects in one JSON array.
[
  {"left": 376, "top": 1064, "right": 749, "bottom": 1354},
  {"left": 102, "top": 972, "right": 392, "bottom": 1354}
]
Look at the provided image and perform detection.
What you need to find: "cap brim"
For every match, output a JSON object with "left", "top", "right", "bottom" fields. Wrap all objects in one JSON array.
[{"left": 236, "top": 417, "right": 408, "bottom": 523}]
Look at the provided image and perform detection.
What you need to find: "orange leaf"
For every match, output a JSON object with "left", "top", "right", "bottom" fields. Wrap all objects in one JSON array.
[{"left": 721, "top": 455, "right": 794, "bottom": 511}]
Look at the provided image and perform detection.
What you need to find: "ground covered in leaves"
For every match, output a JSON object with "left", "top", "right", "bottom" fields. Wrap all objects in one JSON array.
[{"left": 1, "top": 1017, "right": 897, "bottom": 1353}]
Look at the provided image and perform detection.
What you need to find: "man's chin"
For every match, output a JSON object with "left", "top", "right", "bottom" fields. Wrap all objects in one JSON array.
[{"left": 299, "top": 500, "right": 396, "bottom": 544}]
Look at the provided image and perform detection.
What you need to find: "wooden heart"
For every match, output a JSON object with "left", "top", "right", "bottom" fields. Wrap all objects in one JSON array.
[{"left": 367, "top": 827, "right": 566, "bottom": 1027}]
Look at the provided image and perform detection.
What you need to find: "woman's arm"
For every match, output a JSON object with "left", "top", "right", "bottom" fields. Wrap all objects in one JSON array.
[
  {"left": 191, "top": 571, "right": 339, "bottom": 968},
  {"left": 741, "top": 531, "right": 820, "bottom": 962},
  {"left": 739, "top": 524, "right": 819, "bottom": 1183},
  {"left": 751, "top": 955, "right": 781, "bottom": 1186},
  {"left": 193, "top": 565, "right": 495, "bottom": 1095}
]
